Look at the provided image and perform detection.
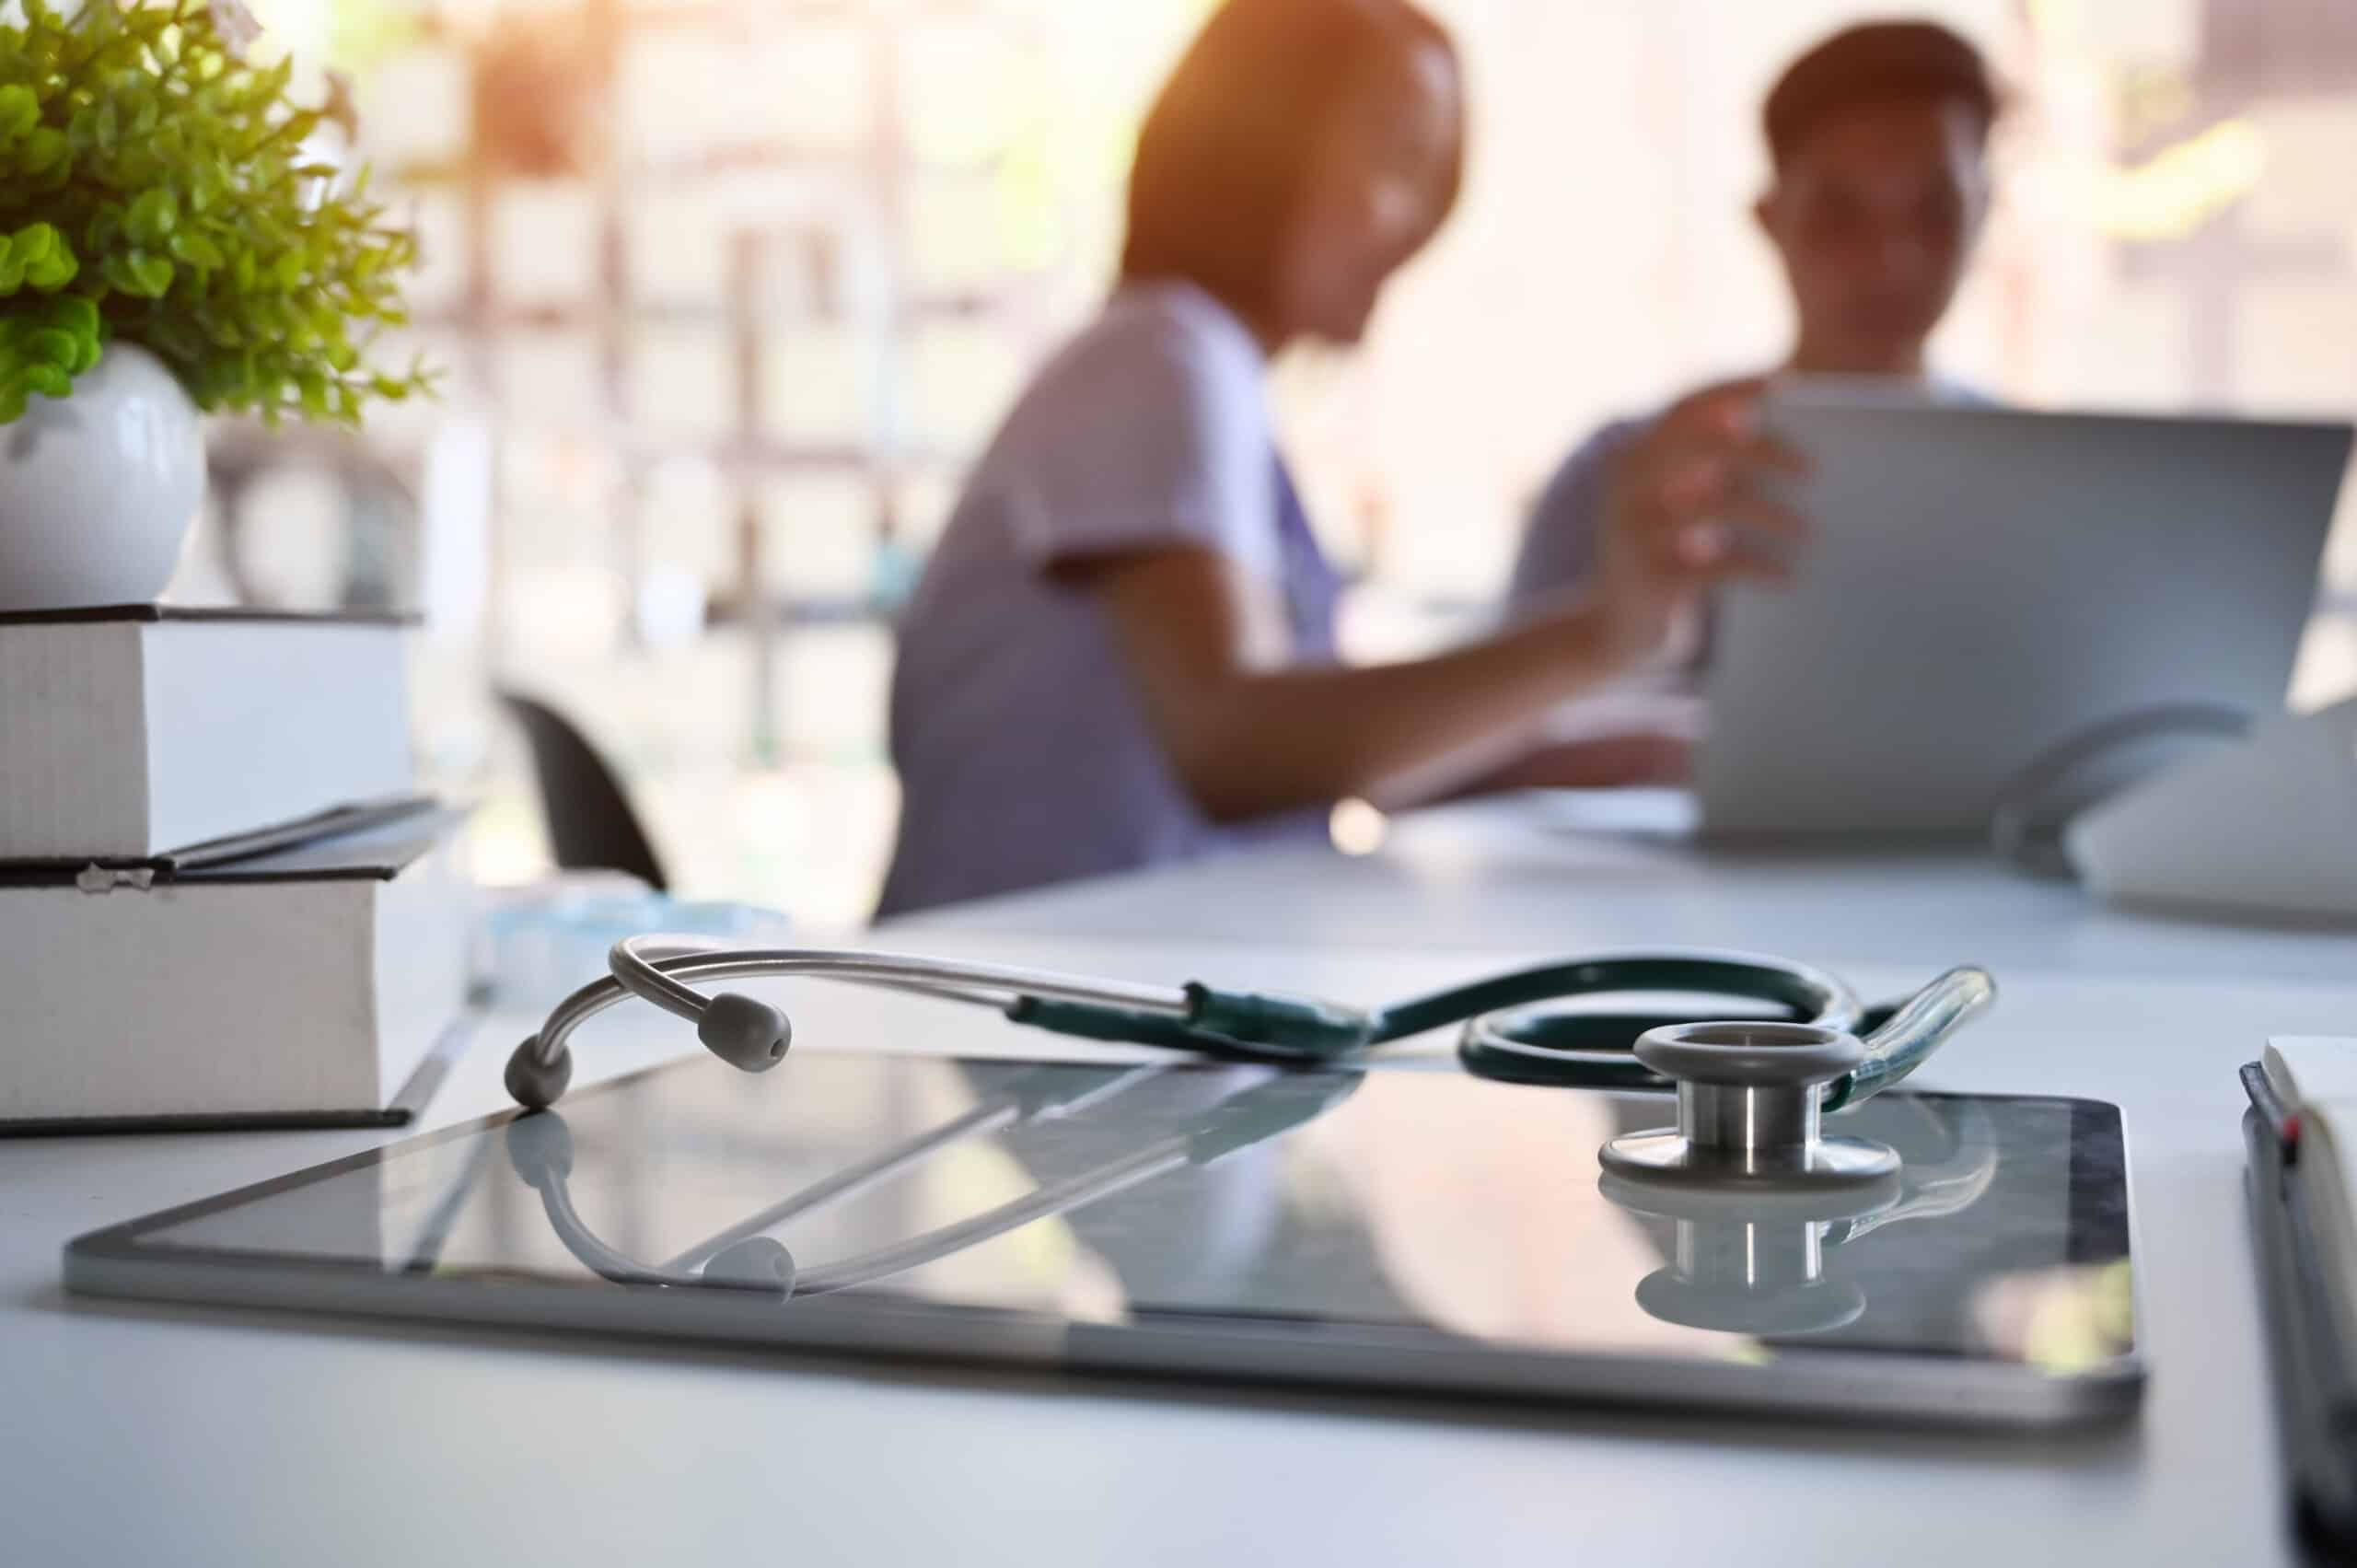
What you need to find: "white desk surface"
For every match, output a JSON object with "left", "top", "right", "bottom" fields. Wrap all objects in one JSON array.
[
  {"left": 904, "top": 792, "right": 2357, "bottom": 987},
  {"left": 6, "top": 796, "right": 2354, "bottom": 1566}
]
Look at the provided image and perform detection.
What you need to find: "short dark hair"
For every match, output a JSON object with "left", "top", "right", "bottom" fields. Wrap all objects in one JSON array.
[
  {"left": 1120, "top": 0, "right": 1462, "bottom": 326},
  {"left": 1763, "top": 20, "right": 1998, "bottom": 169}
]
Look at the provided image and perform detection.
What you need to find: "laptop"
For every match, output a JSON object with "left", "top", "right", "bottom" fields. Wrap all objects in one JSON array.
[{"left": 1697, "top": 388, "right": 2353, "bottom": 837}]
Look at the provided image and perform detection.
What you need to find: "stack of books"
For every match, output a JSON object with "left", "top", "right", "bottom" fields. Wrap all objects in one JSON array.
[{"left": 0, "top": 605, "right": 477, "bottom": 1133}]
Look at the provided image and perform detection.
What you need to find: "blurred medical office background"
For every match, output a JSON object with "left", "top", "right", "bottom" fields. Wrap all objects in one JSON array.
[{"left": 180, "top": 0, "right": 2357, "bottom": 929}]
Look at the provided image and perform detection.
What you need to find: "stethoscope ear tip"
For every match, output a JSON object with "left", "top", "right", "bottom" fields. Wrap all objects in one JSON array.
[
  {"left": 505, "top": 1040, "right": 575, "bottom": 1109},
  {"left": 698, "top": 992, "right": 793, "bottom": 1074}
]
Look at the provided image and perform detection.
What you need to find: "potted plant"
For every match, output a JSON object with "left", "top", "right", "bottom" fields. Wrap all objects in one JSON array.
[{"left": 0, "top": 0, "right": 429, "bottom": 611}]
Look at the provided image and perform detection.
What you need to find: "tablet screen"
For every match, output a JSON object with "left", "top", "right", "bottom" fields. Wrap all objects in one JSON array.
[{"left": 94, "top": 1051, "right": 2131, "bottom": 1382}]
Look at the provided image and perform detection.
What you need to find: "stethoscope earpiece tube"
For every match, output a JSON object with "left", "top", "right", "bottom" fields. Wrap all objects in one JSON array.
[{"left": 506, "top": 938, "right": 1202, "bottom": 1109}]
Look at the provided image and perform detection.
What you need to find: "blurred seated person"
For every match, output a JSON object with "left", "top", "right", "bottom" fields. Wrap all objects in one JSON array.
[
  {"left": 877, "top": 0, "right": 1794, "bottom": 915},
  {"left": 1504, "top": 19, "right": 1999, "bottom": 774}
]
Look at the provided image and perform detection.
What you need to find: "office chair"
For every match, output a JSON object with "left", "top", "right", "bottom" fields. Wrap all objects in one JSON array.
[{"left": 497, "top": 690, "right": 669, "bottom": 891}]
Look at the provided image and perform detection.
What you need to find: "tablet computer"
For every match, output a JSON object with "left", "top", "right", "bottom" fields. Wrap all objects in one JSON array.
[
  {"left": 65, "top": 1050, "right": 2142, "bottom": 1430},
  {"left": 1700, "top": 389, "right": 2352, "bottom": 836}
]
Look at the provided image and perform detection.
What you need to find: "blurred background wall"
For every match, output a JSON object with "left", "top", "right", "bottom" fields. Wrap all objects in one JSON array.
[{"left": 178, "top": 0, "right": 2357, "bottom": 928}]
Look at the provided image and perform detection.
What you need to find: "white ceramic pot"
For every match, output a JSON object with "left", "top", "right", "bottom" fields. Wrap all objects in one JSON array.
[{"left": 0, "top": 343, "right": 204, "bottom": 612}]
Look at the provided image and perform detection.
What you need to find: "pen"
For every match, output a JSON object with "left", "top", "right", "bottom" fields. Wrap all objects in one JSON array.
[{"left": 2244, "top": 1061, "right": 2301, "bottom": 1161}]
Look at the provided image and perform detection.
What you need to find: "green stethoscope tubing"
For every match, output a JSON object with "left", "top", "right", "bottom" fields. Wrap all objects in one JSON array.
[
  {"left": 1446, "top": 955, "right": 1864, "bottom": 1088},
  {"left": 988, "top": 951, "right": 1959, "bottom": 1110}
]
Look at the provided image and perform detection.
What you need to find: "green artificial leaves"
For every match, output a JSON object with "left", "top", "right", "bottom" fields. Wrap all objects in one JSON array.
[{"left": 0, "top": 0, "right": 431, "bottom": 425}]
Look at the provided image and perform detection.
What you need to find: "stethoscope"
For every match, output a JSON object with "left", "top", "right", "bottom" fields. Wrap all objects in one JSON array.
[{"left": 506, "top": 937, "right": 1996, "bottom": 1191}]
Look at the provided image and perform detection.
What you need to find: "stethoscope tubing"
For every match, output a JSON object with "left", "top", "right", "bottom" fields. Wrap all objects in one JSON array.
[{"left": 508, "top": 935, "right": 1988, "bottom": 1119}]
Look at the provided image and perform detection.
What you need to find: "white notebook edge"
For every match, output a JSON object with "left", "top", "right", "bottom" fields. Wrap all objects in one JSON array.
[
  {"left": 2264, "top": 1037, "right": 2357, "bottom": 1109},
  {"left": 2263, "top": 1037, "right": 2357, "bottom": 1353}
]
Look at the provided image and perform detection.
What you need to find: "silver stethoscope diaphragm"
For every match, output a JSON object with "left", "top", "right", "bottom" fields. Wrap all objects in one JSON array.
[{"left": 1597, "top": 1021, "right": 1902, "bottom": 1191}]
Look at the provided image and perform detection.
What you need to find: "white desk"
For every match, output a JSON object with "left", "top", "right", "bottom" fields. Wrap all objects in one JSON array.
[
  {"left": 6, "top": 798, "right": 2352, "bottom": 1566},
  {"left": 904, "top": 793, "right": 2357, "bottom": 987}
]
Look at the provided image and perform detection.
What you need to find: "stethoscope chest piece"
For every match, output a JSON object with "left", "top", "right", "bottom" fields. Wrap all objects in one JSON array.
[{"left": 1597, "top": 1022, "right": 1901, "bottom": 1193}]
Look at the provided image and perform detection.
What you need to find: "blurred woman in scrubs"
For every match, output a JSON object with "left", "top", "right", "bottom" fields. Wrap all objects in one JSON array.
[{"left": 878, "top": 0, "right": 1800, "bottom": 914}]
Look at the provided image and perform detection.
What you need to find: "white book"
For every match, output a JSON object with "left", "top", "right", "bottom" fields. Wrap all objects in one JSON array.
[
  {"left": 2262, "top": 1038, "right": 2357, "bottom": 1340},
  {"left": 0, "top": 606, "right": 414, "bottom": 861},
  {"left": 2264, "top": 1038, "right": 2357, "bottom": 1109},
  {"left": 0, "top": 805, "right": 478, "bottom": 1131}
]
